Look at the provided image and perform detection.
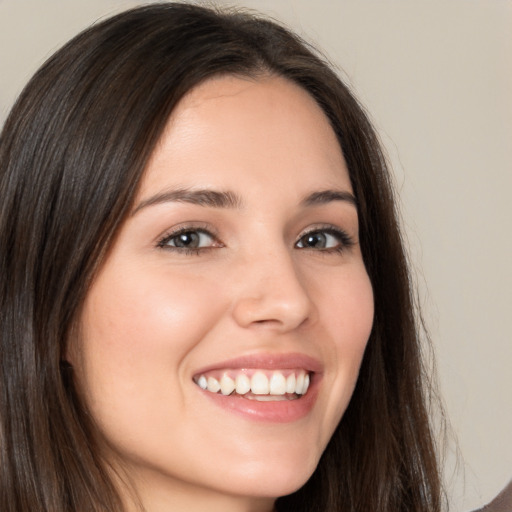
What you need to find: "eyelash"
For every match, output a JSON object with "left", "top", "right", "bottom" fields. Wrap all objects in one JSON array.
[{"left": 156, "top": 224, "right": 354, "bottom": 255}]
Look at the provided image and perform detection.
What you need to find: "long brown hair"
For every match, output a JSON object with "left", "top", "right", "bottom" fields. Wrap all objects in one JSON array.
[{"left": 0, "top": 3, "right": 444, "bottom": 511}]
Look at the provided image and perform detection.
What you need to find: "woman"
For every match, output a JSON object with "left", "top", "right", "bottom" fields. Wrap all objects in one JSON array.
[{"left": 0, "top": 3, "right": 443, "bottom": 511}]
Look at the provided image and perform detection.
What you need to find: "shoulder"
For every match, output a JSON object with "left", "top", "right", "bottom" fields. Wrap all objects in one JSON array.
[{"left": 470, "top": 480, "right": 512, "bottom": 512}]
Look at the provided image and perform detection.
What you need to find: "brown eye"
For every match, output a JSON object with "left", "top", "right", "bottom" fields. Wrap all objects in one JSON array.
[
  {"left": 171, "top": 231, "right": 201, "bottom": 248},
  {"left": 160, "top": 229, "right": 216, "bottom": 250},
  {"left": 297, "top": 232, "right": 330, "bottom": 249}
]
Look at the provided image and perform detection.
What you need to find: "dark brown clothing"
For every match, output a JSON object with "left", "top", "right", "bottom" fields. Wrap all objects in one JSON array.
[{"left": 471, "top": 481, "right": 512, "bottom": 512}]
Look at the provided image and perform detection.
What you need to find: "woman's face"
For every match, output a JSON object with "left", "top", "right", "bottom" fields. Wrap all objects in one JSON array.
[{"left": 69, "top": 75, "right": 374, "bottom": 510}]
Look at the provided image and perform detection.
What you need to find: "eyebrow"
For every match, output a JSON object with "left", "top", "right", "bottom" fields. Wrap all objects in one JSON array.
[
  {"left": 300, "top": 189, "right": 357, "bottom": 208},
  {"left": 131, "top": 188, "right": 242, "bottom": 215},
  {"left": 131, "top": 186, "right": 357, "bottom": 216}
]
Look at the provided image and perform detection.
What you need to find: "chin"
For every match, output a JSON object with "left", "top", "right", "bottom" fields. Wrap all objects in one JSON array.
[
  {"left": 257, "top": 472, "right": 314, "bottom": 499},
  {"left": 214, "top": 450, "right": 320, "bottom": 499}
]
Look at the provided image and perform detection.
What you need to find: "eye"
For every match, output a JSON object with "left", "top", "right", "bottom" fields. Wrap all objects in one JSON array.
[
  {"left": 295, "top": 228, "right": 353, "bottom": 252},
  {"left": 158, "top": 228, "right": 219, "bottom": 252}
]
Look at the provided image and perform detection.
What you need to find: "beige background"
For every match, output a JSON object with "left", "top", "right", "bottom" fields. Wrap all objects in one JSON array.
[{"left": 1, "top": 1, "right": 510, "bottom": 509}]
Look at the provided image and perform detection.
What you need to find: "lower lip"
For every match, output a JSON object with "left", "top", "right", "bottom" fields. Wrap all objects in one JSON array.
[{"left": 198, "top": 374, "right": 321, "bottom": 423}]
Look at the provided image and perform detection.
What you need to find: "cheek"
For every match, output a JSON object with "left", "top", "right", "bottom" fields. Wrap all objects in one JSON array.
[
  {"left": 71, "top": 263, "right": 227, "bottom": 415},
  {"left": 334, "top": 274, "right": 374, "bottom": 357},
  {"left": 315, "top": 266, "right": 374, "bottom": 431},
  {"left": 82, "top": 265, "right": 220, "bottom": 354},
  {"left": 320, "top": 265, "right": 374, "bottom": 354},
  {"left": 68, "top": 261, "right": 236, "bottom": 474},
  {"left": 336, "top": 271, "right": 373, "bottom": 379}
]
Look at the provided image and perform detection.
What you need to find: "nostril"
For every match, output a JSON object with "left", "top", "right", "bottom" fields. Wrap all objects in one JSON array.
[{"left": 232, "top": 290, "right": 314, "bottom": 332}]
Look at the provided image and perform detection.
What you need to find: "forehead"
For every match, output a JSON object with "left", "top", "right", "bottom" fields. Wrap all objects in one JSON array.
[{"left": 139, "top": 75, "right": 351, "bottom": 200}]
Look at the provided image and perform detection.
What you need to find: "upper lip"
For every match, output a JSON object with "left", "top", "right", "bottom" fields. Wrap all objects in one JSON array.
[{"left": 193, "top": 352, "right": 323, "bottom": 376}]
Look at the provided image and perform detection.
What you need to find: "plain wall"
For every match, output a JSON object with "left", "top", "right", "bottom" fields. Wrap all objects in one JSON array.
[{"left": 1, "top": 1, "right": 510, "bottom": 510}]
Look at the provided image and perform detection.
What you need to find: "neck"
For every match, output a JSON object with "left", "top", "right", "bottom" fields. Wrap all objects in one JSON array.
[{"left": 116, "top": 467, "right": 276, "bottom": 512}]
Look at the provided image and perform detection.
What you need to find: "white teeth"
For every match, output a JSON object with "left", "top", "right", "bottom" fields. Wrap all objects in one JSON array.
[
  {"left": 295, "top": 372, "right": 304, "bottom": 395},
  {"left": 197, "top": 375, "right": 208, "bottom": 390},
  {"left": 220, "top": 374, "right": 235, "bottom": 395},
  {"left": 196, "top": 370, "right": 311, "bottom": 397},
  {"left": 302, "top": 373, "right": 310, "bottom": 394},
  {"left": 207, "top": 376, "right": 220, "bottom": 393},
  {"left": 235, "top": 374, "right": 251, "bottom": 395},
  {"left": 269, "top": 372, "right": 287, "bottom": 395},
  {"left": 286, "top": 373, "right": 296, "bottom": 393},
  {"left": 251, "top": 372, "right": 269, "bottom": 395}
]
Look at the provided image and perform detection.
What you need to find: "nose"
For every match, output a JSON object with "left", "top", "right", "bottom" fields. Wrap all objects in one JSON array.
[{"left": 231, "top": 247, "right": 315, "bottom": 332}]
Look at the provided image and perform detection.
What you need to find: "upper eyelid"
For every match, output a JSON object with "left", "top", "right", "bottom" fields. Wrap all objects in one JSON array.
[
  {"left": 156, "top": 224, "right": 220, "bottom": 247},
  {"left": 296, "top": 224, "right": 353, "bottom": 239}
]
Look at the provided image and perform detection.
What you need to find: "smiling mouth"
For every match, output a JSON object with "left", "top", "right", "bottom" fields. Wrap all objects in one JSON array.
[{"left": 193, "top": 369, "right": 311, "bottom": 401}]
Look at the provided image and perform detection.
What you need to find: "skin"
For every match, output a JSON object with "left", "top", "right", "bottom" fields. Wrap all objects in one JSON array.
[{"left": 68, "top": 75, "right": 374, "bottom": 512}]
